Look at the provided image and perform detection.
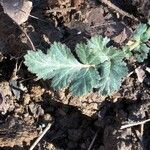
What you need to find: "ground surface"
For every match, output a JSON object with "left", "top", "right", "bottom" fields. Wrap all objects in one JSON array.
[{"left": 0, "top": 0, "right": 150, "bottom": 150}]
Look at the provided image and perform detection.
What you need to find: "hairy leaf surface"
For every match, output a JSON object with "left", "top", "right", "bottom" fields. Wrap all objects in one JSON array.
[
  {"left": 97, "top": 50, "right": 128, "bottom": 95},
  {"left": 76, "top": 36, "right": 110, "bottom": 65},
  {"left": 133, "top": 44, "right": 150, "bottom": 62},
  {"left": 24, "top": 42, "right": 100, "bottom": 96},
  {"left": 98, "top": 59, "right": 128, "bottom": 95},
  {"left": 123, "top": 23, "right": 150, "bottom": 62},
  {"left": 133, "top": 24, "right": 148, "bottom": 42},
  {"left": 24, "top": 36, "right": 128, "bottom": 96}
]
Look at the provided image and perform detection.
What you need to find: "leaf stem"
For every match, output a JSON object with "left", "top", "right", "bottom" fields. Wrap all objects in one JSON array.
[
  {"left": 128, "top": 41, "right": 140, "bottom": 51},
  {"left": 126, "top": 24, "right": 150, "bottom": 52},
  {"left": 82, "top": 64, "right": 96, "bottom": 68}
]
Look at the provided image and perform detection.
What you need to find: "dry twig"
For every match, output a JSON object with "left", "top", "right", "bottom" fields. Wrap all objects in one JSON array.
[
  {"left": 100, "top": 0, "right": 139, "bottom": 22},
  {"left": 16, "top": 22, "right": 36, "bottom": 51},
  {"left": 121, "top": 118, "right": 150, "bottom": 129},
  {"left": 29, "top": 123, "right": 52, "bottom": 150},
  {"left": 46, "top": 7, "right": 76, "bottom": 13},
  {"left": 88, "top": 130, "right": 99, "bottom": 150}
]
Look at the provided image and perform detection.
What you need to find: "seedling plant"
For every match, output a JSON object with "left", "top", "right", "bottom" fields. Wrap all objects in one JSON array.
[{"left": 24, "top": 21, "right": 150, "bottom": 96}]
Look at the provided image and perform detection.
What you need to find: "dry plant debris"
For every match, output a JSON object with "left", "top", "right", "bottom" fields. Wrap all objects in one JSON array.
[
  {"left": 1, "top": 0, "right": 32, "bottom": 25},
  {"left": 0, "top": 0, "right": 149, "bottom": 150}
]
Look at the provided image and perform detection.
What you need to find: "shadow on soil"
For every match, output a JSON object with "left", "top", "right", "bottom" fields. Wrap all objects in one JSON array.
[{"left": 0, "top": 0, "right": 150, "bottom": 149}]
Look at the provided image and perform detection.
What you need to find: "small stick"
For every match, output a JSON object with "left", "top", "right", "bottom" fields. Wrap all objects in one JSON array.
[
  {"left": 3, "top": 11, "right": 36, "bottom": 51},
  {"left": 88, "top": 130, "right": 99, "bottom": 150},
  {"left": 0, "top": 5, "right": 36, "bottom": 50},
  {"left": 19, "top": 76, "right": 37, "bottom": 83},
  {"left": 11, "top": 59, "right": 23, "bottom": 80},
  {"left": 120, "top": 118, "right": 150, "bottom": 129},
  {"left": 46, "top": 7, "right": 76, "bottom": 13},
  {"left": 16, "top": 22, "right": 36, "bottom": 51},
  {"left": 20, "top": 9, "right": 49, "bottom": 23},
  {"left": 29, "top": 123, "right": 52, "bottom": 150},
  {"left": 123, "top": 66, "right": 142, "bottom": 82},
  {"left": 100, "top": 0, "right": 139, "bottom": 22},
  {"left": 29, "top": 14, "right": 49, "bottom": 23}
]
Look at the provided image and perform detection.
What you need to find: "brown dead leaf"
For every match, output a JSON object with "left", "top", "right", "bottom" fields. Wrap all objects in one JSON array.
[
  {"left": 1, "top": 0, "right": 32, "bottom": 25},
  {"left": 135, "top": 67, "right": 146, "bottom": 83},
  {"left": 113, "top": 29, "right": 128, "bottom": 44},
  {"left": 85, "top": 7, "right": 105, "bottom": 26}
]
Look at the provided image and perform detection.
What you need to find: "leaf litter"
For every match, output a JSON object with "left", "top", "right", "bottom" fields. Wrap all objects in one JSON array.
[
  {"left": 0, "top": 0, "right": 149, "bottom": 150},
  {"left": 1, "top": 0, "right": 32, "bottom": 25}
]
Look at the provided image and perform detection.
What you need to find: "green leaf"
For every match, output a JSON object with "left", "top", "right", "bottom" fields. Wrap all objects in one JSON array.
[
  {"left": 142, "top": 26, "right": 150, "bottom": 42},
  {"left": 122, "top": 46, "right": 132, "bottom": 58},
  {"left": 125, "top": 22, "right": 150, "bottom": 62},
  {"left": 24, "top": 42, "right": 100, "bottom": 96},
  {"left": 97, "top": 53, "right": 128, "bottom": 95},
  {"left": 70, "top": 67, "right": 100, "bottom": 95},
  {"left": 24, "top": 35, "right": 128, "bottom": 96},
  {"left": 76, "top": 36, "right": 110, "bottom": 64},
  {"left": 24, "top": 42, "right": 82, "bottom": 81},
  {"left": 133, "top": 24, "right": 148, "bottom": 41},
  {"left": 133, "top": 44, "right": 150, "bottom": 62}
]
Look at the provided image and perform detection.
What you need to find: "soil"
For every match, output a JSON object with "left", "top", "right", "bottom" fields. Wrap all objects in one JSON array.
[{"left": 0, "top": 0, "right": 150, "bottom": 150}]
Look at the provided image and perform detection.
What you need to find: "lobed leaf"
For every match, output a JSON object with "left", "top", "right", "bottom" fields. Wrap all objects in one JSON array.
[
  {"left": 75, "top": 36, "right": 110, "bottom": 65},
  {"left": 97, "top": 52, "right": 128, "bottom": 95},
  {"left": 124, "top": 22, "right": 150, "bottom": 62},
  {"left": 24, "top": 42, "right": 100, "bottom": 96},
  {"left": 133, "top": 44, "right": 150, "bottom": 62},
  {"left": 133, "top": 24, "right": 148, "bottom": 41},
  {"left": 24, "top": 35, "right": 128, "bottom": 96}
]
